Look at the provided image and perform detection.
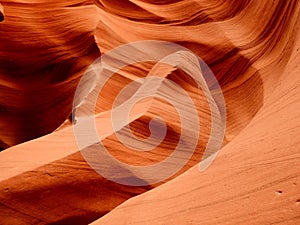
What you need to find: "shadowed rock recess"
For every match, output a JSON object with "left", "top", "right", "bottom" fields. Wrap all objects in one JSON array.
[{"left": 0, "top": 0, "right": 299, "bottom": 224}]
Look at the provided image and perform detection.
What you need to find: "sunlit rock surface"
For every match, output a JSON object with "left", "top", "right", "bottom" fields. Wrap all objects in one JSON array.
[{"left": 0, "top": 0, "right": 299, "bottom": 224}]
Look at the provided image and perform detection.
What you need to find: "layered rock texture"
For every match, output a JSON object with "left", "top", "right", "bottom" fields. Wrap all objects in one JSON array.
[{"left": 0, "top": 0, "right": 299, "bottom": 224}]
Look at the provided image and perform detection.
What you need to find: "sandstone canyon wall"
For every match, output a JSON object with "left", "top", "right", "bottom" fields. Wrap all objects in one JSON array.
[{"left": 0, "top": 0, "right": 299, "bottom": 225}]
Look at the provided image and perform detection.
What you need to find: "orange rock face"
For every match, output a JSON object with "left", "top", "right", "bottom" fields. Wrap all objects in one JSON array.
[
  {"left": 0, "top": 0, "right": 299, "bottom": 224},
  {"left": 0, "top": 3, "right": 4, "bottom": 22},
  {"left": 0, "top": 0, "right": 100, "bottom": 149}
]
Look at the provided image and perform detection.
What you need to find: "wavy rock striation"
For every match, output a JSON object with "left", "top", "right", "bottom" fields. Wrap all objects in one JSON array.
[
  {"left": 0, "top": 0, "right": 100, "bottom": 149},
  {"left": 0, "top": 0, "right": 299, "bottom": 224}
]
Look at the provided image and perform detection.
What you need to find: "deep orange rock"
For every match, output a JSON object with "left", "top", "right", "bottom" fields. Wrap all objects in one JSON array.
[{"left": 0, "top": 0, "right": 299, "bottom": 224}]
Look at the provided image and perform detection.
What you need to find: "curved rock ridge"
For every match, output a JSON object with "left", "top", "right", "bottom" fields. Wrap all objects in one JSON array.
[
  {"left": 0, "top": 0, "right": 100, "bottom": 149},
  {"left": 90, "top": 0, "right": 300, "bottom": 224},
  {"left": 92, "top": 30, "right": 300, "bottom": 225},
  {"left": 0, "top": 0, "right": 299, "bottom": 224}
]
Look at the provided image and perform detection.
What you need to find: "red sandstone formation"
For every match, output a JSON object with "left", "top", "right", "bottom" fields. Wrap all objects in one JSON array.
[
  {"left": 0, "top": 0, "right": 299, "bottom": 224},
  {"left": 0, "top": 3, "right": 4, "bottom": 22}
]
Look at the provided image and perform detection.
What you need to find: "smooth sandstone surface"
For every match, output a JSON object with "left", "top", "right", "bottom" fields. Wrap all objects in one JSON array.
[
  {"left": 92, "top": 24, "right": 300, "bottom": 225},
  {"left": 0, "top": 0, "right": 299, "bottom": 224}
]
